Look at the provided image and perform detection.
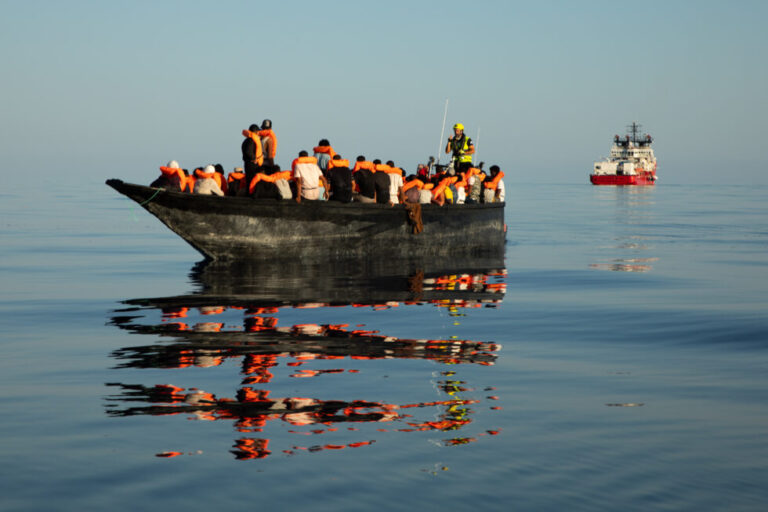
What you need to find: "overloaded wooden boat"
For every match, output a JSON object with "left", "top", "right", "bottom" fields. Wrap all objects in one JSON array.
[{"left": 106, "top": 179, "right": 506, "bottom": 260}]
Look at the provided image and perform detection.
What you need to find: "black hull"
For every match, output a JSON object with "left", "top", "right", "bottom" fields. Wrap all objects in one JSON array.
[{"left": 107, "top": 179, "right": 506, "bottom": 260}]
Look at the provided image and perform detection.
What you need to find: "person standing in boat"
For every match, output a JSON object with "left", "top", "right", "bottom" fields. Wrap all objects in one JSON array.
[
  {"left": 241, "top": 123, "right": 264, "bottom": 184},
  {"left": 445, "top": 122, "right": 475, "bottom": 175},
  {"left": 259, "top": 119, "right": 277, "bottom": 167}
]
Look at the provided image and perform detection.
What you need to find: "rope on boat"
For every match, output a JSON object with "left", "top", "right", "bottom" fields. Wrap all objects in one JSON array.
[{"left": 139, "top": 188, "right": 162, "bottom": 206}]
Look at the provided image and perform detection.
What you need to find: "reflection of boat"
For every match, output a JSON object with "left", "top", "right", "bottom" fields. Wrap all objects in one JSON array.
[
  {"left": 106, "top": 258, "right": 506, "bottom": 459},
  {"left": 106, "top": 179, "right": 506, "bottom": 260},
  {"left": 591, "top": 122, "right": 657, "bottom": 186}
]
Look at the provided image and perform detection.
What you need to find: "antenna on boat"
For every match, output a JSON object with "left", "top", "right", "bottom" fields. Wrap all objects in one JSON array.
[
  {"left": 474, "top": 126, "right": 480, "bottom": 164},
  {"left": 627, "top": 121, "right": 642, "bottom": 144},
  {"left": 436, "top": 98, "right": 449, "bottom": 166}
]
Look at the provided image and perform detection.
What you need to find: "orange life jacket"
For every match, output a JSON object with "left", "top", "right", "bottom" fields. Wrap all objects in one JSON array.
[
  {"left": 387, "top": 166, "right": 404, "bottom": 176},
  {"left": 402, "top": 180, "right": 424, "bottom": 192},
  {"left": 484, "top": 171, "right": 505, "bottom": 189},
  {"left": 227, "top": 171, "right": 247, "bottom": 192},
  {"left": 242, "top": 129, "right": 264, "bottom": 165},
  {"left": 352, "top": 160, "right": 375, "bottom": 172},
  {"left": 249, "top": 170, "right": 294, "bottom": 194},
  {"left": 159, "top": 166, "right": 187, "bottom": 191},
  {"left": 374, "top": 163, "right": 391, "bottom": 173},
  {"left": 432, "top": 176, "right": 457, "bottom": 198},
  {"left": 327, "top": 158, "right": 350, "bottom": 169},
  {"left": 291, "top": 155, "right": 318, "bottom": 173},
  {"left": 194, "top": 169, "right": 225, "bottom": 189},
  {"left": 313, "top": 145, "right": 337, "bottom": 159},
  {"left": 258, "top": 129, "right": 278, "bottom": 159}
]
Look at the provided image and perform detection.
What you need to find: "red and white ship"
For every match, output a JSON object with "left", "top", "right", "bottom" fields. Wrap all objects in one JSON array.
[{"left": 590, "top": 122, "right": 657, "bottom": 185}]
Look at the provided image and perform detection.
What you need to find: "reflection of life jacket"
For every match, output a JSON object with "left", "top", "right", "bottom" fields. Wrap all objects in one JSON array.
[
  {"left": 242, "top": 129, "right": 264, "bottom": 165},
  {"left": 352, "top": 160, "right": 375, "bottom": 172},
  {"left": 327, "top": 158, "right": 350, "bottom": 169},
  {"left": 449, "top": 135, "right": 473, "bottom": 163},
  {"left": 258, "top": 129, "right": 278, "bottom": 159},
  {"left": 249, "top": 170, "right": 293, "bottom": 194}
]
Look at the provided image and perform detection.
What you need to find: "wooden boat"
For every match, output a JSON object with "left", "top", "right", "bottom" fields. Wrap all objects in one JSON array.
[{"left": 107, "top": 179, "right": 506, "bottom": 260}]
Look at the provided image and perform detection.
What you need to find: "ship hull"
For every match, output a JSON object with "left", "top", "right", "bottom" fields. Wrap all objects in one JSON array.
[
  {"left": 590, "top": 172, "right": 656, "bottom": 186},
  {"left": 107, "top": 179, "right": 506, "bottom": 261}
]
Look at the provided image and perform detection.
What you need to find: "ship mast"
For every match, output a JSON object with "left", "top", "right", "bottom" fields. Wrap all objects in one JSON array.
[{"left": 626, "top": 121, "right": 643, "bottom": 144}]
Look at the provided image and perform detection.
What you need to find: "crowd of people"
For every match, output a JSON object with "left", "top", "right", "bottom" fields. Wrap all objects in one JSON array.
[{"left": 150, "top": 120, "right": 505, "bottom": 205}]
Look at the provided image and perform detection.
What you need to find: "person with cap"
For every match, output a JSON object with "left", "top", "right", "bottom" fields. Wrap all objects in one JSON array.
[
  {"left": 445, "top": 122, "right": 475, "bottom": 174},
  {"left": 192, "top": 165, "right": 224, "bottom": 196},
  {"left": 151, "top": 160, "right": 187, "bottom": 191},
  {"left": 259, "top": 119, "right": 278, "bottom": 166}
]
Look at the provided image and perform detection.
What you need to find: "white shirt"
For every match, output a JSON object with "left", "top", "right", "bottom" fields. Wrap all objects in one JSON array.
[{"left": 293, "top": 162, "right": 324, "bottom": 200}]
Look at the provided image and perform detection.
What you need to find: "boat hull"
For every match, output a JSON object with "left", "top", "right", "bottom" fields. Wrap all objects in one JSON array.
[
  {"left": 107, "top": 179, "right": 506, "bottom": 260},
  {"left": 590, "top": 172, "right": 656, "bottom": 186}
]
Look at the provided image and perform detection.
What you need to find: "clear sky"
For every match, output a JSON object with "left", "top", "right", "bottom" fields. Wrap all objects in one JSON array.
[{"left": 1, "top": 0, "right": 766, "bottom": 184}]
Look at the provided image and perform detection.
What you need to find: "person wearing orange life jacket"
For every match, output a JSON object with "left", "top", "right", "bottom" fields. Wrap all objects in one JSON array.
[
  {"left": 193, "top": 165, "right": 224, "bottom": 196},
  {"left": 213, "top": 163, "right": 228, "bottom": 195},
  {"left": 385, "top": 160, "right": 404, "bottom": 205},
  {"left": 402, "top": 175, "right": 424, "bottom": 204},
  {"left": 151, "top": 160, "right": 187, "bottom": 191},
  {"left": 227, "top": 167, "right": 249, "bottom": 196},
  {"left": 313, "top": 139, "right": 337, "bottom": 173},
  {"left": 372, "top": 159, "right": 392, "bottom": 204},
  {"left": 483, "top": 164, "right": 505, "bottom": 203},
  {"left": 292, "top": 151, "right": 328, "bottom": 203},
  {"left": 258, "top": 119, "right": 277, "bottom": 166},
  {"left": 326, "top": 154, "right": 353, "bottom": 203},
  {"left": 445, "top": 122, "right": 475, "bottom": 174},
  {"left": 241, "top": 123, "right": 264, "bottom": 183},
  {"left": 352, "top": 155, "right": 376, "bottom": 203}
]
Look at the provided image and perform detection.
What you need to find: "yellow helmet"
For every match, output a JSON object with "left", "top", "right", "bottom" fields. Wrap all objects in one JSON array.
[{"left": 453, "top": 123, "right": 464, "bottom": 131}]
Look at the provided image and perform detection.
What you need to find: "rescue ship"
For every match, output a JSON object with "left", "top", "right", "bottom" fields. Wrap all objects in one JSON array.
[
  {"left": 106, "top": 179, "right": 505, "bottom": 261},
  {"left": 590, "top": 122, "right": 657, "bottom": 186}
]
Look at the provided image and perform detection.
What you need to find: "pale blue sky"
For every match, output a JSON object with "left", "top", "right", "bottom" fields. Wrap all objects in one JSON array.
[{"left": 1, "top": 0, "right": 766, "bottom": 184}]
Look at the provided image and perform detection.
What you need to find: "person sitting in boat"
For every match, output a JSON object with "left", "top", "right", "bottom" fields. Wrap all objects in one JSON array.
[
  {"left": 402, "top": 175, "right": 423, "bottom": 204},
  {"left": 191, "top": 165, "right": 224, "bottom": 196},
  {"left": 313, "top": 139, "right": 337, "bottom": 173},
  {"left": 250, "top": 164, "right": 293, "bottom": 200},
  {"left": 372, "top": 159, "right": 391, "bottom": 204},
  {"left": 482, "top": 165, "right": 505, "bottom": 203},
  {"left": 326, "top": 154, "right": 353, "bottom": 203},
  {"left": 385, "top": 160, "right": 404, "bottom": 206},
  {"left": 352, "top": 155, "right": 376, "bottom": 203},
  {"left": 292, "top": 151, "right": 328, "bottom": 203},
  {"left": 258, "top": 119, "right": 277, "bottom": 167},
  {"left": 445, "top": 122, "right": 475, "bottom": 175},
  {"left": 214, "top": 163, "right": 229, "bottom": 195},
  {"left": 227, "top": 167, "right": 249, "bottom": 196},
  {"left": 241, "top": 123, "right": 264, "bottom": 184},
  {"left": 151, "top": 160, "right": 187, "bottom": 191}
]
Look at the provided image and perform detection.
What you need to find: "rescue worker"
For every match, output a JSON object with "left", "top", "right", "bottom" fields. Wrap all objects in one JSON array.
[
  {"left": 445, "top": 122, "right": 475, "bottom": 175},
  {"left": 241, "top": 123, "right": 264, "bottom": 183}
]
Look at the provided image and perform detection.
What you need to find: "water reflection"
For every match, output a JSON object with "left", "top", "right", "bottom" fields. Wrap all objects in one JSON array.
[
  {"left": 106, "top": 257, "right": 506, "bottom": 459},
  {"left": 591, "top": 187, "right": 658, "bottom": 272}
]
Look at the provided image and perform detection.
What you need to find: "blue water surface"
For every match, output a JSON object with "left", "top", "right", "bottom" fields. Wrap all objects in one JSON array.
[{"left": 0, "top": 180, "right": 767, "bottom": 511}]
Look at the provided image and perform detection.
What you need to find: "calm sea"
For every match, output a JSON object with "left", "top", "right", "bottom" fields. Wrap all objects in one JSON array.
[{"left": 1, "top": 180, "right": 767, "bottom": 511}]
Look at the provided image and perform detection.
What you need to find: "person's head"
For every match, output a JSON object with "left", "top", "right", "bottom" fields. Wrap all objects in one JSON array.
[
  {"left": 249, "top": 123, "right": 259, "bottom": 132},
  {"left": 453, "top": 122, "right": 464, "bottom": 136},
  {"left": 332, "top": 154, "right": 342, "bottom": 160},
  {"left": 386, "top": 160, "right": 395, "bottom": 167},
  {"left": 318, "top": 139, "right": 330, "bottom": 146},
  {"left": 167, "top": 160, "right": 180, "bottom": 169},
  {"left": 214, "top": 163, "right": 224, "bottom": 174},
  {"left": 490, "top": 165, "right": 500, "bottom": 177},
  {"left": 261, "top": 119, "right": 272, "bottom": 130},
  {"left": 203, "top": 164, "right": 216, "bottom": 175},
  {"left": 356, "top": 155, "right": 366, "bottom": 162},
  {"left": 298, "top": 150, "right": 308, "bottom": 157},
  {"left": 372, "top": 159, "right": 381, "bottom": 165}
]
